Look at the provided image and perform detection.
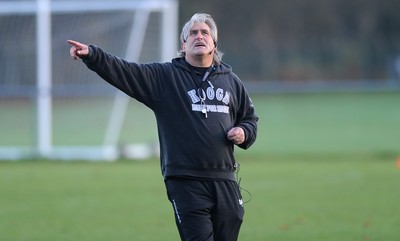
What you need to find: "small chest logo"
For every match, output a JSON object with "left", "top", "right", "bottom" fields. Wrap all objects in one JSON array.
[{"left": 238, "top": 198, "right": 244, "bottom": 207}]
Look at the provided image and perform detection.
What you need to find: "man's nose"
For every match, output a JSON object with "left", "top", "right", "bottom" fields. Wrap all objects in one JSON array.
[{"left": 195, "top": 32, "right": 204, "bottom": 39}]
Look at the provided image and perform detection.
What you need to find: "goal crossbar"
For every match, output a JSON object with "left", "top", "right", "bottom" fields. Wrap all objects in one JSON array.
[{"left": 0, "top": 1, "right": 174, "bottom": 15}]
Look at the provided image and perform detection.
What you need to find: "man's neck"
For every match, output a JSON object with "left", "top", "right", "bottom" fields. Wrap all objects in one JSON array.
[{"left": 185, "top": 55, "right": 213, "bottom": 67}]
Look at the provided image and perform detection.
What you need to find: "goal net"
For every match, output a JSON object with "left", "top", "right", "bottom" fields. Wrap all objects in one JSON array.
[{"left": 0, "top": 0, "right": 178, "bottom": 160}]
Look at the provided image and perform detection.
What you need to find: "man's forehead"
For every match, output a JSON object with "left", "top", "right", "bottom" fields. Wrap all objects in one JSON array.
[{"left": 190, "top": 22, "right": 210, "bottom": 31}]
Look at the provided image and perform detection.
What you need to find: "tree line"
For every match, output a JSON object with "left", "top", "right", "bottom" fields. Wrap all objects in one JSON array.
[{"left": 180, "top": 0, "right": 400, "bottom": 81}]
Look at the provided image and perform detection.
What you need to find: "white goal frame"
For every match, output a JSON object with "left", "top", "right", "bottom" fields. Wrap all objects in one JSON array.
[{"left": 0, "top": 0, "right": 178, "bottom": 161}]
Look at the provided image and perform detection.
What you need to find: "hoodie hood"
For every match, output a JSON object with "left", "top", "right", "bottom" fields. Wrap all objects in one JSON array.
[{"left": 172, "top": 57, "right": 232, "bottom": 75}]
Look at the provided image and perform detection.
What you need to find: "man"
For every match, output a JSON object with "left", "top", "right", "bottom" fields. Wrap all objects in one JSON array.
[{"left": 68, "top": 13, "right": 258, "bottom": 241}]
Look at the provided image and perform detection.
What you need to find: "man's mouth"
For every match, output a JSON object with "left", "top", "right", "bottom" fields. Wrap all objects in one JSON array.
[{"left": 195, "top": 42, "right": 206, "bottom": 47}]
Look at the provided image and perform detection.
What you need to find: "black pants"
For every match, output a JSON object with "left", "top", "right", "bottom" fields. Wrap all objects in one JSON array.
[{"left": 165, "top": 178, "right": 244, "bottom": 241}]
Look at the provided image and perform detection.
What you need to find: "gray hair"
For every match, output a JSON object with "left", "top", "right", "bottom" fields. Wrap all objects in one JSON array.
[{"left": 178, "top": 13, "right": 224, "bottom": 65}]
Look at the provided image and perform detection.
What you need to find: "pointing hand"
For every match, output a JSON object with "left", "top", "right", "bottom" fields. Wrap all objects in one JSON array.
[{"left": 67, "top": 39, "right": 89, "bottom": 60}]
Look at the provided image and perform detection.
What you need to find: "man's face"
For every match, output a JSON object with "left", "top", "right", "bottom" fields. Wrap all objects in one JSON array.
[{"left": 182, "top": 22, "right": 215, "bottom": 58}]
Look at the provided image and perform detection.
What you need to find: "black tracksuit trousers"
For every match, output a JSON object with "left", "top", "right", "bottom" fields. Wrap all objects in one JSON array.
[{"left": 165, "top": 178, "right": 244, "bottom": 241}]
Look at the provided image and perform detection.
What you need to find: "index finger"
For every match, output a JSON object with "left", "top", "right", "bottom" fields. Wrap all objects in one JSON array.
[{"left": 67, "top": 39, "right": 82, "bottom": 47}]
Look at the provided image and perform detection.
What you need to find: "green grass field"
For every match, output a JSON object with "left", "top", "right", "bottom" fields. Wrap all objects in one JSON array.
[
  {"left": 1, "top": 92, "right": 400, "bottom": 241},
  {"left": 1, "top": 158, "right": 399, "bottom": 241}
]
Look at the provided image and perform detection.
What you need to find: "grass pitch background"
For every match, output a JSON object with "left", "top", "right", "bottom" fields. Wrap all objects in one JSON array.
[{"left": 1, "top": 92, "right": 400, "bottom": 241}]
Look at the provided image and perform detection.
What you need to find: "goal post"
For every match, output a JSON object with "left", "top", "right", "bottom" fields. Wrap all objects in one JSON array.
[
  {"left": 36, "top": 0, "right": 52, "bottom": 158},
  {"left": 0, "top": 0, "right": 178, "bottom": 161}
]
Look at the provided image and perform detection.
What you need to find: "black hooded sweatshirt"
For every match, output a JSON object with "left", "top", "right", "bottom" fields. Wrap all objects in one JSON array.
[{"left": 83, "top": 45, "right": 258, "bottom": 181}]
